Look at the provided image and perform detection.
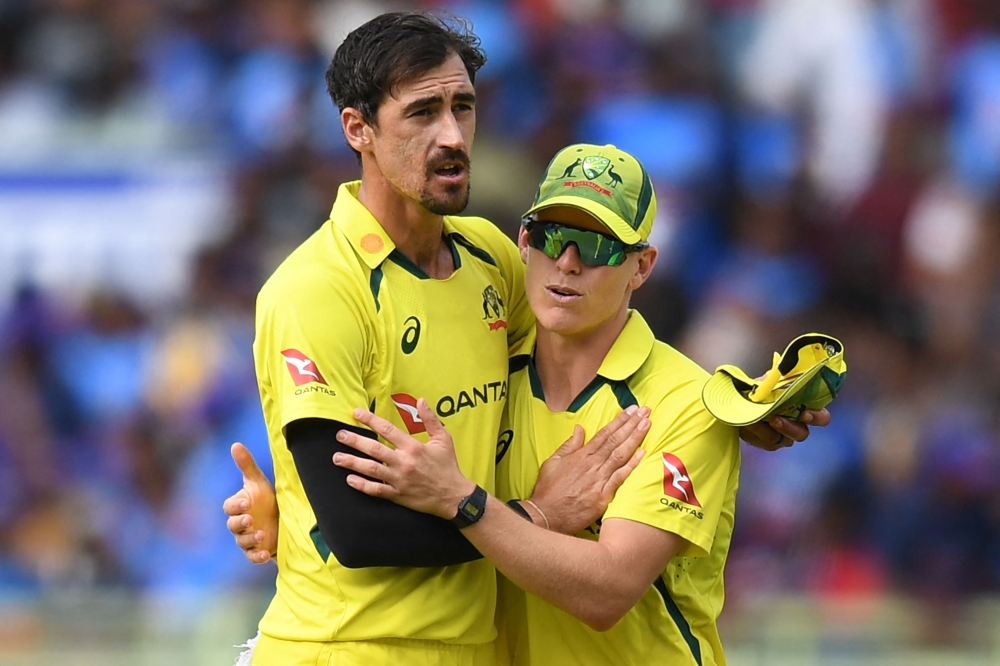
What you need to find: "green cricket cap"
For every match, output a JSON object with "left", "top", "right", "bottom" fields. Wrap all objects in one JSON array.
[
  {"left": 523, "top": 143, "right": 657, "bottom": 244},
  {"left": 701, "top": 333, "right": 847, "bottom": 427}
]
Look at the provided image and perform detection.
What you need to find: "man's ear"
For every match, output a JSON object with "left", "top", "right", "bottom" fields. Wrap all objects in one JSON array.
[
  {"left": 629, "top": 246, "right": 658, "bottom": 291},
  {"left": 517, "top": 225, "right": 530, "bottom": 264},
  {"left": 342, "top": 108, "right": 372, "bottom": 154}
]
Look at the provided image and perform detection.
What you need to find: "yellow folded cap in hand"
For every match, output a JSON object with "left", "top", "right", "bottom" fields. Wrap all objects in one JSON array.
[{"left": 701, "top": 333, "right": 847, "bottom": 427}]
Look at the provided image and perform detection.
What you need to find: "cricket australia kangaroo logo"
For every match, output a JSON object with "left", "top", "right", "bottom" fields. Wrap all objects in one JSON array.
[
  {"left": 482, "top": 285, "right": 507, "bottom": 331},
  {"left": 559, "top": 153, "right": 626, "bottom": 195},
  {"left": 582, "top": 155, "right": 610, "bottom": 179}
]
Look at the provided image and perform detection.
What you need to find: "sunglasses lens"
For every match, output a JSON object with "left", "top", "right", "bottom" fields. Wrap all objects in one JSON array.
[
  {"left": 527, "top": 224, "right": 562, "bottom": 259},
  {"left": 526, "top": 222, "right": 635, "bottom": 267}
]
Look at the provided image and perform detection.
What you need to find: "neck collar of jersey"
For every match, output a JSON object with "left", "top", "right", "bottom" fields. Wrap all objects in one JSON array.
[
  {"left": 509, "top": 323, "right": 538, "bottom": 360},
  {"left": 509, "top": 310, "right": 654, "bottom": 381},
  {"left": 331, "top": 181, "right": 396, "bottom": 269},
  {"left": 332, "top": 181, "right": 465, "bottom": 271},
  {"left": 596, "top": 310, "right": 655, "bottom": 381}
]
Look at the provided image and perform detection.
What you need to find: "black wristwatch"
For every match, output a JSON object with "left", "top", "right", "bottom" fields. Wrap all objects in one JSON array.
[{"left": 450, "top": 485, "right": 488, "bottom": 528}]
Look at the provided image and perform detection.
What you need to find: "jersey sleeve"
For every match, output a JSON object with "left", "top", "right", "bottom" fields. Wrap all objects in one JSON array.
[
  {"left": 254, "top": 269, "right": 374, "bottom": 431},
  {"left": 602, "top": 394, "right": 739, "bottom": 558}
]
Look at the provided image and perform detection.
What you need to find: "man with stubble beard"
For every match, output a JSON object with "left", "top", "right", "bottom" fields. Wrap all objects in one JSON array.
[
  {"left": 240, "top": 11, "right": 826, "bottom": 666},
  {"left": 244, "top": 11, "right": 651, "bottom": 666}
]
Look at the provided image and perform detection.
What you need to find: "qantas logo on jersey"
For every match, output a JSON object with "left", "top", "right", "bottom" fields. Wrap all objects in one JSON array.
[
  {"left": 392, "top": 381, "right": 507, "bottom": 431},
  {"left": 392, "top": 393, "right": 426, "bottom": 434},
  {"left": 281, "top": 349, "right": 327, "bottom": 386},
  {"left": 436, "top": 380, "right": 506, "bottom": 417},
  {"left": 662, "top": 452, "right": 701, "bottom": 508}
]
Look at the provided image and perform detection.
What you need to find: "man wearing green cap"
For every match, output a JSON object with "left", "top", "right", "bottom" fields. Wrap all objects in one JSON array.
[{"left": 314, "top": 143, "right": 760, "bottom": 665}]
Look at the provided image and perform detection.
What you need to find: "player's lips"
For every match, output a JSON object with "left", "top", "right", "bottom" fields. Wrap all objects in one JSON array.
[
  {"left": 433, "top": 163, "right": 467, "bottom": 183},
  {"left": 546, "top": 284, "right": 582, "bottom": 303},
  {"left": 430, "top": 154, "right": 470, "bottom": 183}
]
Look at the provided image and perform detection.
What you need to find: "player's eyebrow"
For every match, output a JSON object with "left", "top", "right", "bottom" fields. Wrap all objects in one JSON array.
[
  {"left": 402, "top": 92, "right": 476, "bottom": 115},
  {"left": 402, "top": 95, "right": 441, "bottom": 115}
]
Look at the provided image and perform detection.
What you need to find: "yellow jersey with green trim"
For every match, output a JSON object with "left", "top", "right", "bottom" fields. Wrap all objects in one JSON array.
[
  {"left": 495, "top": 311, "right": 739, "bottom": 666},
  {"left": 253, "top": 182, "right": 533, "bottom": 645}
]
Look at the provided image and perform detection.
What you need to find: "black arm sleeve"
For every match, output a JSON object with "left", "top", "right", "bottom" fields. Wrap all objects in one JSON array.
[{"left": 286, "top": 417, "right": 483, "bottom": 568}]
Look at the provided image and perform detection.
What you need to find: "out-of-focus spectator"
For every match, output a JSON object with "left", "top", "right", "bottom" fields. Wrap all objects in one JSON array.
[{"left": 739, "top": 0, "right": 889, "bottom": 208}]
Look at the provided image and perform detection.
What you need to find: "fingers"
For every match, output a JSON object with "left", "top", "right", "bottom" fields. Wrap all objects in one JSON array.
[
  {"left": 233, "top": 531, "right": 271, "bottom": 563},
  {"left": 226, "top": 512, "right": 272, "bottom": 564},
  {"left": 344, "top": 473, "right": 396, "bottom": 499},
  {"left": 353, "top": 407, "right": 412, "bottom": 448},
  {"left": 769, "top": 416, "right": 809, "bottom": 443},
  {"left": 223, "top": 489, "right": 251, "bottom": 517},
  {"left": 336, "top": 428, "right": 393, "bottom": 461},
  {"left": 591, "top": 406, "right": 650, "bottom": 457},
  {"left": 600, "top": 414, "right": 650, "bottom": 473},
  {"left": 247, "top": 549, "right": 271, "bottom": 564},
  {"left": 332, "top": 450, "right": 390, "bottom": 482},
  {"left": 766, "top": 407, "right": 831, "bottom": 444},
  {"left": 549, "top": 425, "right": 586, "bottom": 460},
  {"left": 802, "top": 408, "right": 831, "bottom": 427},
  {"left": 602, "top": 449, "right": 646, "bottom": 500},
  {"left": 738, "top": 422, "right": 791, "bottom": 451},
  {"left": 231, "top": 442, "right": 268, "bottom": 485},
  {"left": 416, "top": 398, "right": 446, "bottom": 437},
  {"left": 226, "top": 511, "right": 254, "bottom": 535},
  {"left": 235, "top": 529, "right": 264, "bottom": 550},
  {"left": 588, "top": 406, "right": 638, "bottom": 452}
]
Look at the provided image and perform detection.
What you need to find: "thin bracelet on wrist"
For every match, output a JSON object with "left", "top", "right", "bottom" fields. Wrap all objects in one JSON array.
[{"left": 522, "top": 499, "right": 550, "bottom": 530}]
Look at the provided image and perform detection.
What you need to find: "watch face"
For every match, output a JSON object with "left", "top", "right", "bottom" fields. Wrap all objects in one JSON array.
[{"left": 453, "top": 486, "right": 487, "bottom": 527}]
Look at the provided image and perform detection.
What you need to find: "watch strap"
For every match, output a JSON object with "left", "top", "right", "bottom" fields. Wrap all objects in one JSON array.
[{"left": 450, "top": 485, "right": 488, "bottom": 528}]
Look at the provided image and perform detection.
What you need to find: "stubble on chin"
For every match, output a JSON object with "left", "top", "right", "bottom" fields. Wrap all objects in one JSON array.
[{"left": 421, "top": 182, "right": 471, "bottom": 216}]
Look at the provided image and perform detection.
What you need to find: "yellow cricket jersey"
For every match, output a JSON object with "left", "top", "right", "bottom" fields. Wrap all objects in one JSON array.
[
  {"left": 495, "top": 311, "right": 740, "bottom": 666},
  {"left": 253, "top": 182, "right": 533, "bottom": 648}
]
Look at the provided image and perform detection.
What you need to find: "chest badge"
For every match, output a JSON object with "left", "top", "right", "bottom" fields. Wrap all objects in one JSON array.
[{"left": 482, "top": 285, "right": 507, "bottom": 331}]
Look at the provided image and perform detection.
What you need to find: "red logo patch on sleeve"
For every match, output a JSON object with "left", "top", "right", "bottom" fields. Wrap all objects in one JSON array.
[
  {"left": 662, "top": 452, "right": 701, "bottom": 507},
  {"left": 391, "top": 393, "right": 427, "bottom": 434},
  {"left": 281, "top": 349, "right": 328, "bottom": 386}
]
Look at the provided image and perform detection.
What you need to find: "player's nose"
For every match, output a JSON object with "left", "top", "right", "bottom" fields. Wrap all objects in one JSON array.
[
  {"left": 555, "top": 242, "right": 583, "bottom": 273},
  {"left": 437, "top": 111, "right": 466, "bottom": 151}
]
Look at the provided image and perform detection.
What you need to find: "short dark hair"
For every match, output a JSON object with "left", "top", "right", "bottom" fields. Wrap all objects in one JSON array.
[{"left": 326, "top": 11, "right": 486, "bottom": 126}]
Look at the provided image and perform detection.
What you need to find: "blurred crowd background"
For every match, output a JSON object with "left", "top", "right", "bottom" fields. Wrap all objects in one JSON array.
[{"left": 2, "top": 0, "right": 1000, "bottom": 658}]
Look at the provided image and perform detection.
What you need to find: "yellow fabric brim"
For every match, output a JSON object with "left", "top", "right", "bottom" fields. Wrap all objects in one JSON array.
[
  {"left": 701, "top": 333, "right": 846, "bottom": 427},
  {"left": 702, "top": 363, "right": 829, "bottom": 427},
  {"left": 523, "top": 197, "right": 643, "bottom": 244}
]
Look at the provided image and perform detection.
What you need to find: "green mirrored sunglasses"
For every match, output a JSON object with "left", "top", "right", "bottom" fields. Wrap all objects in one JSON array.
[{"left": 523, "top": 219, "right": 648, "bottom": 267}]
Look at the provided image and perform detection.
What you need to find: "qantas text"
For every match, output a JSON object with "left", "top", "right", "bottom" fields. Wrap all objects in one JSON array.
[
  {"left": 295, "top": 386, "right": 337, "bottom": 397},
  {"left": 436, "top": 380, "right": 507, "bottom": 417},
  {"left": 660, "top": 497, "right": 704, "bottom": 520}
]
